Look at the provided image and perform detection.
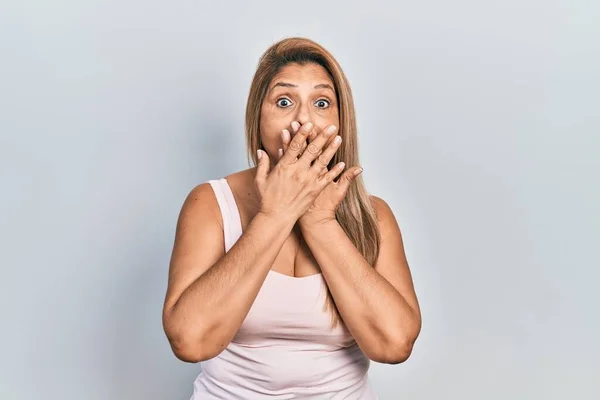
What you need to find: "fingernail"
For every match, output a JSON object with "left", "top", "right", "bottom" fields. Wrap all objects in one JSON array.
[
  {"left": 304, "top": 122, "right": 313, "bottom": 131},
  {"left": 278, "top": 148, "right": 283, "bottom": 157},
  {"left": 282, "top": 129, "right": 290, "bottom": 141},
  {"left": 257, "top": 149, "right": 262, "bottom": 159},
  {"left": 354, "top": 168, "right": 363, "bottom": 176},
  {"left": 334, "top": 135, "right": 342, "bottom": 144},
  {"left": 327, "top": 125, "right": 337, "bottom": 135},
  {"left": 291, "top": 121, "right": 300, "bottom": 132}
]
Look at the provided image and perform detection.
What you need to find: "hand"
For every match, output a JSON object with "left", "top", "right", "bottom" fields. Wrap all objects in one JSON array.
[
  {"left": 255, "top": 122, "right": 346, "bottom": 224},
  {"left": 281, "top": 121, "right": 364, "bottom": 228}
]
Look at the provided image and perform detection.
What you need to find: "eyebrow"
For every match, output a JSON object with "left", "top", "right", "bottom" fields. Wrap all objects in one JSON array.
[{"left": 270, "top": 82, "right": 335, "bottom": 93}]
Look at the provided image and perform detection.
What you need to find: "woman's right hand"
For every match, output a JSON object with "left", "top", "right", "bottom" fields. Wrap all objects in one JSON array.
[{"left": 255, "top": 122, "right": 345, "bottom": 223}]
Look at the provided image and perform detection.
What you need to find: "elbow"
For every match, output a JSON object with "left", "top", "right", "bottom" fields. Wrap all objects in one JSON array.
[
  {"left": 378, "top": 339, "right": 415, "bottom": 364},
  {"left": 166, "top": 331, "right": 223, "bottom": 363},
  {"left": 371, "top": 325, "right": 420, "bottom": 364},
  {"left": 170, "top": 340, "right": 204, "bottom": 363},
  {"left": 163, "top": 312, "right": 217, "bottom": 363}
]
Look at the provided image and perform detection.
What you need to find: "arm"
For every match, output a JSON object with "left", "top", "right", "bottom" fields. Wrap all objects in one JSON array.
[
  {"left": 299, "top": 196, "right": 421, "bottom": 364},
  {"left": 162, "top": 182, "right": 296, "bottom": 363}
]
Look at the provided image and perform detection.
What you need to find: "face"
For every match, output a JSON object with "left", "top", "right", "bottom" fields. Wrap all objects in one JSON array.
[{"left": 259, "top": 62, "right": 340, "bottom": 164}]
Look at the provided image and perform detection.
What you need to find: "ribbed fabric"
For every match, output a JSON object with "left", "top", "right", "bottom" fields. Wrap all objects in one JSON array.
[{"left": 190, "top": 178, "right": 378, "bottom": 399}]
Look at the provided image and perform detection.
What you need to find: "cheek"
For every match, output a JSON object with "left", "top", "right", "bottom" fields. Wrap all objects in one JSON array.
[
  {"left": 260, "top": 110, "right": 287, "bottom": 138},
  {"left": 259, "top": 119, "right": 278, "bottom": 141},
  {"left": 320, "top": 107, "right": 339, "bottom": 125},
  {"left": 259, "top": 118, "right": 283, "bottom": 152}
]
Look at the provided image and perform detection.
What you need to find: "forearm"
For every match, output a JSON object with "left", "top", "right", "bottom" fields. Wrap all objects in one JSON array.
[
  {"left": 301, "top": 220, "right": 420, "bottom": 362},
  {"left": 167, "top": 212, "right": 295, "bottom": 358}
]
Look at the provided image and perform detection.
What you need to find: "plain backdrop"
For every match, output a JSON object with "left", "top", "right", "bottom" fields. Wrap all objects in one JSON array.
[{"left": 1, "top": 1, "right": 599, "bottom": 399}]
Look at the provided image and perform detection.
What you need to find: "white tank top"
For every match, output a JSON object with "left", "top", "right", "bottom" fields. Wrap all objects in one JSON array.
[{"left": 190, "top": 178, "right": 378, "bottom": 399}]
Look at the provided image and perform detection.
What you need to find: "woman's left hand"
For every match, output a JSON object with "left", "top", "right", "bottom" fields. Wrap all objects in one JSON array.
[{"left": 279, "top": 121, "right": 363, "bottom": 228}]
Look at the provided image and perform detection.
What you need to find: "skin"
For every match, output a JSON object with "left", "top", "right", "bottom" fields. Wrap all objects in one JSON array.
[
  {"left": 259, "top": 62, "right": 340, "bottom": 169},
  {"left": 259, "top": 63, "right": 363, "bottom": 226},
  {"left": 162, "top": 62, "right": 421, "bottom": 365}
]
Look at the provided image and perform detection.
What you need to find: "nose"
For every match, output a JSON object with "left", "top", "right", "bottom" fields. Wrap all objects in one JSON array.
[
  {"left": 294, "top": 101, "right": 312, "bottom": 126},
  {"left": 293, "top": 103, "right": 317, "bottom": 137}
]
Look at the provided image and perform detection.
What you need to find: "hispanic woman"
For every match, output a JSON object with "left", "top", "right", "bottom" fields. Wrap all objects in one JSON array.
[{"left": 162, "top": 37, "right": 422, "bottom": 399}]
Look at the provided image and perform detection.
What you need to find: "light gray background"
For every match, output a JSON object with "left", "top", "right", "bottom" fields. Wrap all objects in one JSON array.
[{"left": 1, "top": 1, "right": 598, "bottom": 399}]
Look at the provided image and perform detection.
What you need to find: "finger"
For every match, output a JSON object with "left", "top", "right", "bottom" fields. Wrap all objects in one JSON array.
[
  {"left": 298, "top": 124, "right": 337, "bottom": 166},
  {"left": 281, "top": 129, "right": 291, "bottom": 162},
  {"left": 283, "top": 128, "right": 307, "bottom": 161},
  {"left": 336, "top": 166, "right": 363, "bottom": 193},
  {"left": 320, "top": 161, "right": 346, "bottom": 186},
  {"left": 281, "top": 129, "right": 291, "bottom": 153},
  {"left": 299, "top": 141, "right": 308, "bottom": 158},
  {"left": 284, "top": 129, "right": 305, "bottom": 160},
  {"left": 310, "top": 134, "right": 342, "bottom": 175},
  {"left": 290, "top": 122, "right": 312, "bottom": 157},
  {"left": 291, "top": 121, "right": 316, "bottom": 142},
  {"left": 290, "top": 141, "right": 309, "bottom": 161},
  {"left": 295, "top": 121, "right": 317, "bottom": 141},
  {"left": 255, "top": 149, "right": 271, "bottom": 188},
  {"left": 285, "top": 125, "right": 304, "bottom": 158},
  {"left": 280, "top": 122, "right": 312, "bottom": 164},
  {"left": 291, "top": 121, "right": 300, "bottom": 134},
  {"left": 317, "top": 162, "right": 331, "bottom": 178}
]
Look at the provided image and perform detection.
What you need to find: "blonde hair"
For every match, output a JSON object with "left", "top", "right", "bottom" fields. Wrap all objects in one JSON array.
[{"left": 245, "top": 37, "right": 381, "bottom": 328}]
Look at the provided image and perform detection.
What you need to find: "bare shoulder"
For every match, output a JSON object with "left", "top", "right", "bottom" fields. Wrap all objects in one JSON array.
[
  {"left": 178, "top": 181, "right": 223, "bottom": 231},
  {"left": 177, "top": 167, "right": 256, "bottom": 233},
  {"left": 369, "top": 195, "right": 401, "bottom": 233}
]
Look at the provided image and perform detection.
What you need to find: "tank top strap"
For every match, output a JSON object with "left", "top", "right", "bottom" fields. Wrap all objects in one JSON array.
[{"left": 208, "top": 178, "right": 243, "bottom": 252}]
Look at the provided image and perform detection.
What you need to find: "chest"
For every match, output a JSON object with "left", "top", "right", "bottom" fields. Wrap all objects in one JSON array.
[
  {"left": 232, "top": 271, "right": 354, "bottom": 348},
  {"left": 238, "top": 199, "right": 322, "bottom": 278}
]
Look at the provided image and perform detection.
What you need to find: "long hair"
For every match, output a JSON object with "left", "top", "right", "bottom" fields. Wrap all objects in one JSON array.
[{"left": 245, "top": 37, "right": 381, "bottom": 328}]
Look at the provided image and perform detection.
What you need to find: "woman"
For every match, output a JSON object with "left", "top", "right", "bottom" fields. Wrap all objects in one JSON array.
[{"left": 162, "top": 37, "right": 421, "bottom": 399}]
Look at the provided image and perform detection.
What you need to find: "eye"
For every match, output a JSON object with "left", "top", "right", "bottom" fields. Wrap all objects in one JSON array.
[
  {"left": 315, "top": 99, "right": 330, "bottom": 109},
  {"left": 276, "top": 98, "right": 293, "bottom": 108}
]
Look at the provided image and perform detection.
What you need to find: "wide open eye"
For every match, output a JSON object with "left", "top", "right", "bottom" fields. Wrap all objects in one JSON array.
[
  {"left": 276, "top": 98, "right": 293, "bottom": 108},
  {"left": 315, "top": 99, "right": 330, "bottom": 109}
]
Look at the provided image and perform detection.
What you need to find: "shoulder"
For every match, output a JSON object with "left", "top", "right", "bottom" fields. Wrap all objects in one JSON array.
[
  {"left": 178, "top": 181, "right": 223, "bottom": 230},
  {"left": 184, "top": 180, "right": 217, "bottom": 203},
  {"left": 369, "top": 195, "right": 402, "bottom": 236},
  {"left": 369, "top": 195, "right": 396, "bottom": 222},
  {"left": 186, "top": 167, "right": 253, "bottom": 208},
  {"left": 180, "top": 168, "right": 255, "bottom": 225}
]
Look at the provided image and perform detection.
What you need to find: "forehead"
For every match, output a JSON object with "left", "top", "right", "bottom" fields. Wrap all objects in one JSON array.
[{"left": 270, "top": 62, "right": 334, "bottom": 86}]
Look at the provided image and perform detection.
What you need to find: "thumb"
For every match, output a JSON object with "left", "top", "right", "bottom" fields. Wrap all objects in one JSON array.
[
  {"left": 338, "top": 167, "right": 363, "bottom": 195},
  {"left": 255, "top": 149, "right": 271, "bottom": 188}
]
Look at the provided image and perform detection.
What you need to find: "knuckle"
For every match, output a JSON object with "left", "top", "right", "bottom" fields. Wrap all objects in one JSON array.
[
  {"left": 307, "top": 143, "right": 319, "bottom": 154},
  {"left": 290, "top": 140, "right": 302, "bottom": 150},
  {"left": 317, "top": 154, "right": 329, "bottom": 166}
]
